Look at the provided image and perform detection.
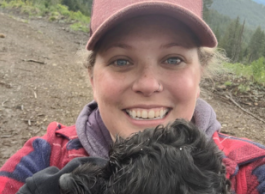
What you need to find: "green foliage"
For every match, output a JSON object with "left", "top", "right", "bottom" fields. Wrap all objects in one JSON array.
[
  {"left": 251, "top": 57, "right": 265, "bottom": 83},
  {"left": 224, "top": 62, "right": 252, "bottom": 79},
  {"left": 204, "top": 0, "right": 265, "bottom": 64},
  {"left": 0, "top": 0, "right": 90, "bottom": 32},
  {"left": 238, "top": 84, "right": 250, "bottom": 93},
  {"left": 0, "top": 0, "right": 25, "bottom": 8},
  {"left": 211, "top": 0, "right": 265, "bottom": 31},
  {"left": 0, "top": 0, "right": 38, "bottom": 16},
  {"left": 54, "top": 4, "right": 70, "bottom": 17},
  {"left": 203, "top": 0, "right": 213, "bottom": 11},
  {"left": 203, "top": 0, "right": 213, "bottom": 21},
  {"left": 247, "top": 27, "right": 265, "bottom": 63},
  {"left": 224, "top": 81, "right": 232, "bottom": 86},
  {"left": 46, "top": 4, "right": 89, "bottom": 23},
  {"left": 70, "top": 22, "right": 89, "bottom": 32},
  {"left": 69, "top": 10, "right": 89, "bottom": 23},
  {"left": 21, "top": 5, "right": 39, "bottom": 15},
  {"left": 205, "top": 10, "right": 248, "bottom": 63},
  {"left": 0, "top": 1, "right": 9, "bottom": 8},
  {"left": 48, "top": 11, "right": 60, "bottom": 21},
  {"left": 224, "top": 57, "right": 265, "bottom": 85},
  {"left": 219, "top": 17, "right": 241, "bottom": 60},
  {"left": 61, "top": 0, "right": 92, "bottom": 16}
]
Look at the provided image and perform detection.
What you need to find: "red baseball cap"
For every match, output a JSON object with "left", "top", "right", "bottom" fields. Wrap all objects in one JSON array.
[{"left": 86, "top": 0, "right": 217, "bottom": 50}]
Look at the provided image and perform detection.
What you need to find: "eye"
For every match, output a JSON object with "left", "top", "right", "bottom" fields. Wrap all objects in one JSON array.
[
  {"left": 111, "top": 59, "right": 131, "bottom": 67},
  {"left": 164, "top": 57, "right": 182, "bottom": 65}
]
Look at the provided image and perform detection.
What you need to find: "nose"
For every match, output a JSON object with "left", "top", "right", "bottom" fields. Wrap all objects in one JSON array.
[{"left": 132, "top": 68, "right": 162, "bottom": 96}]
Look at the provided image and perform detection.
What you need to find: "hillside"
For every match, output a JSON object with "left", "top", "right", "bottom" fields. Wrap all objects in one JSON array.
[
  {"left": 205, "top": 8, "right": 254, "bottom": 47},
  {"left": 2, "top": 8, "right": 265, "bottom": 167},
  {"left": 211, "top": 0, "right": 265, "bottom": 30}
]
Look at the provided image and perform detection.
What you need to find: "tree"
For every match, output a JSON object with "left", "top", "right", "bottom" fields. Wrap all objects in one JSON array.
[
  {"left": 262, "top": 35, "right": 265, "bottom": 58},
  {"left": 233, "top": 19, "right": 245, "bottom": 62},
  {"left": 203, "top": 0, "right": 213, "bottom": 21},
  {"left": 203, "top": 0, "right": 213, "bottom": 11},
  {"left": 214, "top": 26, "right": 221, "bottom": 42},
  {"left": 248, "top": 26, "right": 265, "bottom": 63},
  {"left": 61, "top": 0, "right": 93, "bottom": 16},
  {"left": 219, "top": 17, "right": 243, "bottom": 61}
]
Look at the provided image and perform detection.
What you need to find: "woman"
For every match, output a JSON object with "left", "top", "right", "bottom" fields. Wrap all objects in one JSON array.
[{"left": 1, "top": 0, "right": 265, "bottom": 193}]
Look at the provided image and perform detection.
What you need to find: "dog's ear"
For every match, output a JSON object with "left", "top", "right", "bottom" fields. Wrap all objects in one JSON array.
[{"left": 59, "top": 163, "right": 107, "bottom": 194}]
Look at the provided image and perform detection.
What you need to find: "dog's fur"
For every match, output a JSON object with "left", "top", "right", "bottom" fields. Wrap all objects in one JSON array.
[{"left": 59, "top": 119, "right": 231, "bottom": 194}]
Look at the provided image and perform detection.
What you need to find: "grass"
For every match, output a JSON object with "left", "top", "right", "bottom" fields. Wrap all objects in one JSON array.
[
  {"left": 224, "top": 81, "right": 232, "bottom": 86},
  {"left": 238, "top": 84, "right": 251, "bottom": 93},
  {"left": 70, "top": 22, "right": 89, "bottom": 32},
  {"left": 0, "top": 0, "right": 90, "bottom": 32},
  {"left": 223, "top": 57, "right": 265, "bottom": 85},
  {"left": 2, "top": 0, "right": 265, "bottom": 85}
]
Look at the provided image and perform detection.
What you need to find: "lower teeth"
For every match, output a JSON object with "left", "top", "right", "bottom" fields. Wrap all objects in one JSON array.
[{"left": 133, "top": 117, "right": 163, "bottom": 120}]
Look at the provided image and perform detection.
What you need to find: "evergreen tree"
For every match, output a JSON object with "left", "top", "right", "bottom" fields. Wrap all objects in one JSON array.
[
  {"left": 260, "top": 32, "right": 265, "bottom": 58},
  {"left": 203, "top": 0, "right": 213, "bottom": 21},
  {"left": 233, "top": 20, "right": 245, "bottom": 62},
  {"left": 219, "top": 17, "right": 243, "bottom": 61},
  {"left": 248, "top": 27, "right": 265, "bottom": 62},
  {"left": 214, "top": 25, "right": 221, "bottom": 42}
]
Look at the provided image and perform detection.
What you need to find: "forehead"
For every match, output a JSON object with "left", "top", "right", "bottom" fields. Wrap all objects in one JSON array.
[{"left": 97, "top": 15, "right": 199, "bottom": 51}]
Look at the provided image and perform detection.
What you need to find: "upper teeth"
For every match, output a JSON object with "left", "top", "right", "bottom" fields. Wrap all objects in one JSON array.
[{"left": 126, "top": 108, "right": 168, "bottom": 120}]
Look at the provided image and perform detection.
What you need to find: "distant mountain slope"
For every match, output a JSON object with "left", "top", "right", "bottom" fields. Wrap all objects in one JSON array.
[
  {"left": 252, "top": 0, "right": 265, "bottom": 6},
  {"left": 211, "top": 0, "right": 265, "bottom": 30},
  {"left": 205, "top": 9, "right": 254, "bottom": 46}
]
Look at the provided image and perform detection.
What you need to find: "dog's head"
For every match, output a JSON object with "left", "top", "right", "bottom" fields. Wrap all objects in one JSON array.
[{"left": 60, "top": 119, "right": 230, "bottom": 194}]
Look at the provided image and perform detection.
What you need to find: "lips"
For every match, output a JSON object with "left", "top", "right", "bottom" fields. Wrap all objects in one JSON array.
[{"left": 125, "top": 108, "right": 169, "bottom": 120}]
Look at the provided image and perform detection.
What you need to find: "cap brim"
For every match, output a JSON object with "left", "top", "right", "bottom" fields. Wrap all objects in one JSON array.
[{"left": 86, "top": 2, "right": 217, "bottom": 50}]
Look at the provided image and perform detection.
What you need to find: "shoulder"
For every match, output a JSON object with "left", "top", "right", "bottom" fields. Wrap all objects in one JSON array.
[
  {"left": 46, "top": 122, "right": 77, "bottom": 138},
  {"left": 212, "top": 131, "right": 265, "bottom": 194},
  {"left": 0, "top": 123, "right": 88, "bottom": 194},
  {"left": 212, "top": 131, "right": 265, "bottom": 160},
  {"left": 44, "top": 122, "right": 89, "bottom": 168}
]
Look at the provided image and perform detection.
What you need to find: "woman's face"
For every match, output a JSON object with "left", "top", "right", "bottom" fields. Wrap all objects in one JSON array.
[{"left": 90, "top": 15, "right": 202, "bottom": 139}]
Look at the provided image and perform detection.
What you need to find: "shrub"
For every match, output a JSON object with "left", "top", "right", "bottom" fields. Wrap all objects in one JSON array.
[
  {"left": 224, "top": 57, "right": 265, "bottom": 85},
  {"left": 0, "top": 1, "right": 9, "bottom": 8},
  {"left": 0, "top": 0, "right": 90, "bottom": 33},
  {"left": 224, "top": 81, "right": 232, "bottom": 86},
  {"left": 55, "top": 4, "right": 70, "bottom": 17},
  {"left": 70, "top": 22, "right": 89, "bottom": 32},
  {"left": 238, "top": 84, "right": 250, "bottom": 93},
  {"left": 251, "top": 57, "right": 265, "bottom": 83}
]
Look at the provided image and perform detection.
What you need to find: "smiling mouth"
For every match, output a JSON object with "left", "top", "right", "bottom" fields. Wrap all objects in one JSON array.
[{"left": 125, "top": 108, "right": 170, "bottom": 120}]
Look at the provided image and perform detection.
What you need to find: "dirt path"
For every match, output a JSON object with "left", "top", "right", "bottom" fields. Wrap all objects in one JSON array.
[
  {"left": 1, "top": 10, "right": 265, "bottom": 166},
  {"left": 0, "top": 10, "right": 93, "bottom": 165}
]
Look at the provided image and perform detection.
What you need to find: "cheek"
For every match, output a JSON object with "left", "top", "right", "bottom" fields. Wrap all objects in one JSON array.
[
  {"left": 92, "top": 68, "right": 128, "bottom": 104},
  {"left": 168, "top": 68, "right": 201, "bottom": 100},
  {"left": 165, "top": 66, "right": 201, "bottom": 121}
]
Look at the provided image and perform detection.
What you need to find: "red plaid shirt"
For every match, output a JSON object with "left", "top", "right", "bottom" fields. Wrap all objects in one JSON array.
[{"left": 1, "top": 123, "right": 265, "bottom": 194}]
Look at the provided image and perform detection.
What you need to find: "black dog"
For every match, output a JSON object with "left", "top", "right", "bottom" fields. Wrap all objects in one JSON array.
[{"left": 59, "top": 119, "right": 231, "bottom": 194}]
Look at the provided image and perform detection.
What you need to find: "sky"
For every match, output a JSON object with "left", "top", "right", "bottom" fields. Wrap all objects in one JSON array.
[{"left": 252, "top": 0, "right": 265, "bottom": 5}]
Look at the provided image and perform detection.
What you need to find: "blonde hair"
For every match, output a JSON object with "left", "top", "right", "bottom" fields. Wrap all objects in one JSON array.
[{"left": 198, "top": 47, "right": 228, "bottom": 79}]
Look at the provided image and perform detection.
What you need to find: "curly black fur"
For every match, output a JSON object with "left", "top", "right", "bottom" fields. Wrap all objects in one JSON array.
[{"left": 60, "top": 119, "right": 231, "bottom": 194}]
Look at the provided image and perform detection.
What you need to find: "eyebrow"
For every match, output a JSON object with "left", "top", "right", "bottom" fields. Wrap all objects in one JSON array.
[
  {"left": 103, "top": 43, "right": 133, "bottom": 52},
  {"left": 160, "top": 42, "right": 187, "bottom": 49},
  {"left": 103, "top": 41, "right": 190, "bottom": 52}
]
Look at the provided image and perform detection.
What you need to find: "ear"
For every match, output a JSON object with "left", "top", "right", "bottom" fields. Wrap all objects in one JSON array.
[
  {"left": 89, "top": 74, "right": 94, "bottom": 89},
  {"left": 89, "top": 75, "right": 97, "bottom": 102}
]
